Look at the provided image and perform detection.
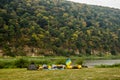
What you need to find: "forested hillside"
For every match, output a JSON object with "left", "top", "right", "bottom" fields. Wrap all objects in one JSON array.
[{"left": 0, "top": 0, "right": 120, "bottom": 56}]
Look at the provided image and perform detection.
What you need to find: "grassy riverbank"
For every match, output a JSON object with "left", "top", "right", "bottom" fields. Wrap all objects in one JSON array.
[
  {"left": 95, "top": 63, "right": 120, "bottom": 68},
  {"left": 0, "top": 68, "right": 120, "bottom": 80},
  {"left": 0, "top": 56, "right": 83, "bottom": 69},
  {"left": 0, "top": 55, "right": 120, "bottom": 69}
]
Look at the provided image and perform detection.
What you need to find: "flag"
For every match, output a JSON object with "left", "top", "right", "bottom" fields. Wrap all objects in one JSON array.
[{"left": 65, "top": 58, "right": 72, "bottom": 66}]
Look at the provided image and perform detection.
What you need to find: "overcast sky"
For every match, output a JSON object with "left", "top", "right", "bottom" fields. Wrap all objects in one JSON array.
[{"left": 67, "top": 0, "right": 120, "bottom": 9}]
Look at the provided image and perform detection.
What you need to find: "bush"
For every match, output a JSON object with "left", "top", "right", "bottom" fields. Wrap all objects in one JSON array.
[
  {"left": 33, "top": 59, "right": 51, "bottom": 65},
  {"left": 0, "top": 58, "right": 53, "bottom": 69},
  {"left": 74, "top": 59, "right": 83, "bottom": 65},
  {"left": 53, "top": 59, "right": 66, "bottom": 65},
  {"left": 111, "top": 50, "right": 117, "bottom": 55},
  {"left": 0, "top": 61, "right": 5, "bottom": 68},
  {"left": 0, "top": 60, "right": 15, "bottom": 68},
  {"left": 0, "top": 57, "right": 85, "bottom": 69},
  {"left": 14, "top": 58, "right": 28, "bottom": 68}
]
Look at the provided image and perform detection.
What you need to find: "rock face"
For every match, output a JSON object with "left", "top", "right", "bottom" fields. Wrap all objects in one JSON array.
[{"left": 0, "top": 49, "right": 3, "bottom": 56}]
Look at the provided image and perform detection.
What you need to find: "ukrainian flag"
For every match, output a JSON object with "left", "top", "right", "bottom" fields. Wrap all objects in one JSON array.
[{"left": 65, "top": 58, "right": 72, "bottom": 66}]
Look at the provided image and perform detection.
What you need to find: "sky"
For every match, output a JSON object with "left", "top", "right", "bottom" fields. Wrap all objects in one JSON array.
[{"left": 67, "top": 0, "right": 120, "bottom": 9}]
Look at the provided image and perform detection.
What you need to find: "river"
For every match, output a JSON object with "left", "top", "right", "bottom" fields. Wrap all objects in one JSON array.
[{"left": 83, "top": 59, "right": 120, "bottom": 68}]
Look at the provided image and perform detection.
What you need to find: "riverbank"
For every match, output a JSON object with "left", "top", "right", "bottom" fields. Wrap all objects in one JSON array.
[
  {"left": 0, "top": 55, "right": 120, "bottom": 69},
  {"left": 0, "top": 68, "right": 120, "bottom": 80}
]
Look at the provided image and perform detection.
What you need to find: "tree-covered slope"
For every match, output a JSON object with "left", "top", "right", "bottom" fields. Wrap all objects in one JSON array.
[{"left": 0, "top": 0, "right": 120, "bottom": 56}]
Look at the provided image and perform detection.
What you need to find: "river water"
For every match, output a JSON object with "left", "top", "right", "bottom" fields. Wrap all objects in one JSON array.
[{"left": 83, "top": 59, "right": 120, "bottom": 68}]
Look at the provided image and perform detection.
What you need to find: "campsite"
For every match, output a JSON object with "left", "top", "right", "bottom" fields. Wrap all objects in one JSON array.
[{"left": 0, "top": 56, "right": 120, "bottom": 80}]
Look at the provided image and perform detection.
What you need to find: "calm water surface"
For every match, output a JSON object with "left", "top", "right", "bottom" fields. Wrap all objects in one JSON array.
[{"left": 83, "top": 59, "right": 120, "bottom": 68}]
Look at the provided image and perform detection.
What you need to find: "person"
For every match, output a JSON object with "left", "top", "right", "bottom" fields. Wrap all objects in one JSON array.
[{"left": 27, "top": 62, "right": 38, "bottom": 70}]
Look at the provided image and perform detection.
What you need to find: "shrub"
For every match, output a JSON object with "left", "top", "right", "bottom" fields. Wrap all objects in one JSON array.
[
  {"left": 33, "top": 59, "right": 51, "bottom": 65},
  {"left": 0, "top": 60, "right": 15, "bottom": 68},
  {"left": 53, "top": 59, "right": 66, "bottom": 65},
  {"left": 74, "top": 59, "right": 83, "bottom": 65},
  {"left": 0, "top": 61, "right": 5, "bottom": 68},
  {"left": 14, "top": 58, "right": 28, "bottom": 68}
]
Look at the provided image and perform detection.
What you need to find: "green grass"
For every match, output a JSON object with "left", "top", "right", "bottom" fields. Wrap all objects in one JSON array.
[
  {"left": 0, "top": 57, "right": 83, "bottom": 69},
  {"left": 95, "top": 63, "right": 120, "bottom": 68},
  {"left": 0, "top": 55, "right": 120, "bottom": 69},
  {"left": 0, "top": 68, "right": 120, "bottom": 80}
]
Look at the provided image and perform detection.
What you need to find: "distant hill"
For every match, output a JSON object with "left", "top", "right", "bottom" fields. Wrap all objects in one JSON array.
[{"left": 0, "top": 0, "right": 120, "bottom": 56}]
